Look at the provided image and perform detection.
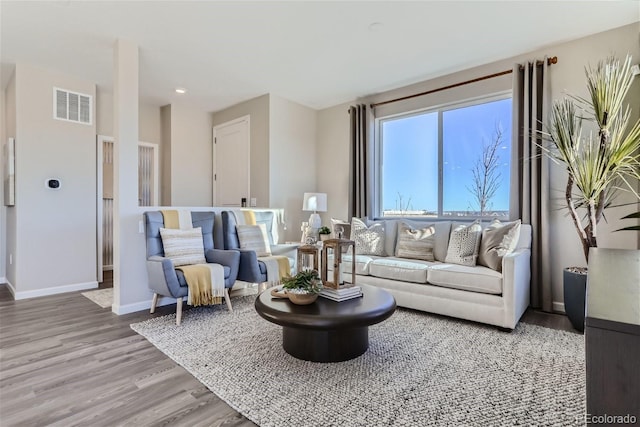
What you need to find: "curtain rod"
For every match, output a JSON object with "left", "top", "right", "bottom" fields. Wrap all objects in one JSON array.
[{"left": 369, "top": 56, "right": 557, "bottom": 109}]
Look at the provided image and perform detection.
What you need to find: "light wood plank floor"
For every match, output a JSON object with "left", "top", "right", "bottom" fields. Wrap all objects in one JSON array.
[
  {"left": 0, "top": 283, "right": 575, "bottom": 426},
  {"left": 0, "top": 284, "right": 257, "bottom": 427}
]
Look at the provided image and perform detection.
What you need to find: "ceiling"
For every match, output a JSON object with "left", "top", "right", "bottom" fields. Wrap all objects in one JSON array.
[{"left": 1, "top": 1, "right": 638, "bottom": 112}]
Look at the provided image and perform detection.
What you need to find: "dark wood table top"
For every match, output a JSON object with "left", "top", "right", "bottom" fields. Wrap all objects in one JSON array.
[{"left": 255, "top": 284, "right": 396, "bottom": 330}]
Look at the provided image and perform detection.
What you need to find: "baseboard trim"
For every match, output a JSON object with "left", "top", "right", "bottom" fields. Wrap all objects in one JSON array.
[
  {"left": 112, "top": 295, "right": 177, "bottom": 315},
  {"left": 11, "top": 281, "right": 99, "bottom": 300},
  {"left": 4, "top": 279, "right": 16, "bottom": 298},
  {"left": 552, "top": 301, "right": 565, "bottom": 314}
]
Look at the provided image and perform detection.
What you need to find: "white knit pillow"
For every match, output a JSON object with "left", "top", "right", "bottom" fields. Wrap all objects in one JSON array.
[
  {"left": 159, "top": 227, "right": 206, "bottom": 267},
  {"left": 444, "top": 221, "right": 482, "bottom": 266},
  {"left": 351, "top": 218, "right": 385, "bottom": 256},
  {"left": 236, "top": 224, "right": 272, "bottom": 257}
]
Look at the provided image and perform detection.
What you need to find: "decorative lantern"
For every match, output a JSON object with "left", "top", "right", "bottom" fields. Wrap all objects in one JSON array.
[
  {"left": 321, "top": 238, "right": 356, "bottom": 289},
  {"left": 297, "top": 244, "right": 319, "bottom": 273}
]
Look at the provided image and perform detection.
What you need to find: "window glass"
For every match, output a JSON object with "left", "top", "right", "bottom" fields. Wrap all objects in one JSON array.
[
  {"left": 443, "top": 98, "right": 512, "bottom": 218},
  {"left": 381, "top": 112, "right": 438, "bottom": 216},
  {"left": 378, "top": 96, "right": 512, "bottom": 219}
]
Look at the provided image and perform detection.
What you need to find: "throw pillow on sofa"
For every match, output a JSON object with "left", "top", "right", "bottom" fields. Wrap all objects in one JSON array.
[
  {"left": 478, "top": 219, "right": 522, "bottom": 272},
  {"left": 444, "top": 221, "right": 482, "bottom": 266},
  {"left": 395, "top": 222, "right": 436, "bottom": 261},
  {"left": 330, "top": 218, "right": 351, "bottom": 239},
  {"left": 351, "top": 218, "right": 385, "bottom": 256}
]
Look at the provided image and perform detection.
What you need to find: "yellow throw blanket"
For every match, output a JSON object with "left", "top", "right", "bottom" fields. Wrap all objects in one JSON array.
[
  {"left": 176, "top": 264, "right": 225, "bottom": 306},
  {"left": 259, "top": 255, "right": 291, "bottom": 284},
  {"left": 162, "top": 209, "right": 225, "bottom": 306},
  {"left": 161, "top": 209, "right": 193, "bottom": 230}
]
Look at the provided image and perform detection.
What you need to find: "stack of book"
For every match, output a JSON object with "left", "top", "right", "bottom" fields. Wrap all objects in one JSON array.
[{"left": 319, "top": 286, "right": 363, "bottom": 302}]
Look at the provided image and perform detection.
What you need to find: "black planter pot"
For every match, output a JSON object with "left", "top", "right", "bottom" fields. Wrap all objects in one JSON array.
[{"left": 563, "top": 268, "right": 587, "bottom": 333}]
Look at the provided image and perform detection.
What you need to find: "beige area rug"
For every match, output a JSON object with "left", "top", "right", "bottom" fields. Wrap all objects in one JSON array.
[
  {"left": 81, "top": 288, "right": 113, "bottom": 308},
  {"left": 131, "top": 294, "right": 586, "bottom": 427}
]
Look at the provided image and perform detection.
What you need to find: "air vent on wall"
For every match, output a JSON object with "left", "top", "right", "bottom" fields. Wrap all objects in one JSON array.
[{"left": 53, "top": 87, "right": 92, "bottom": 125}]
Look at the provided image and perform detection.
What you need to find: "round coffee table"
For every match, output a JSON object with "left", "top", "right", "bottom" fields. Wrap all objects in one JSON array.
[{"left": 254, "top": 284, "right": 396, "bottom": 362}]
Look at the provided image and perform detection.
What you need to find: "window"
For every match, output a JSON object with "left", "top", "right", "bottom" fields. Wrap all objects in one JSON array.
[{"left": 377, "top": 95, "right": 512, "bottom": 219}]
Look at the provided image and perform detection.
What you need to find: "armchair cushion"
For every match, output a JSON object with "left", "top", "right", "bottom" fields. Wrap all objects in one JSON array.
[{"left": 159, "top": 227, "right": 207, "bottom": 266}]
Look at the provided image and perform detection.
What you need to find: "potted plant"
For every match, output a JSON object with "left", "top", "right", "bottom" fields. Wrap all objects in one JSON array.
[
  {"left": 542, "top": 55, "right": 640, "bottom": 332},
  {"left": 281, "top": 269, "right": 323, "bottom": 305},
  {"left": 318, "top": 226, "right": 331, "bottom": 241}
]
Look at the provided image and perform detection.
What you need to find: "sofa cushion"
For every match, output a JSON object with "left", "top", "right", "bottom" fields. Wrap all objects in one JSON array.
[
  {"left": 445, "top": 221, "right": 482, "bottom": 266},
  {"left": 369, "top": 257, "right": 432, "bottom": 284},
  {"left": 159, "top": 227, "right": 207, "bottom": 267},
  {"left": 334, "top": 254, "right": 377, "bottom": 276},
  {"left": 236, "top": 224, "right": 271, "bottom": 257},
  {"left": 427, "top": 263, "right": 503, "bottom": 295},
  {"left": 478, "top": 219, "right": 522, "bottom": 272},
  {"left": 351, "top": 218, "right": 385, "bottom": 256},
  {"left": 395, "top": 221, "right": 435, "bottom": 261}
]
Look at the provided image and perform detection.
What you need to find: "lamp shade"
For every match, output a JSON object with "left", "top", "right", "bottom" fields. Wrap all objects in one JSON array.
[{"left": 302, "top": 193, "right": 327, "bottom": 212}]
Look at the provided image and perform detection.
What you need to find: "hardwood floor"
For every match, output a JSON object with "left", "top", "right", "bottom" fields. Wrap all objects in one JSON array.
[
  {"left": 0, "top": 282, "right": 578, "bottom": 426},
  {"left": 0, "top": 284, "right": 256, "bottom": 427}
]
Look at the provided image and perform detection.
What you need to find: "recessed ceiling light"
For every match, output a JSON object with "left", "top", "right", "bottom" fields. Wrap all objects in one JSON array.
[
  {"left": 175, "top": 87, "right": 187, "bottom": 94},
  {"left": 368, "top": 22, "right": 384, "bottom": 32}
]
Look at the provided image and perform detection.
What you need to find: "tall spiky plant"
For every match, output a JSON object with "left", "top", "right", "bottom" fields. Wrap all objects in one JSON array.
[{"left": 543, "top": 55, "right": 640, "bottom": 263}]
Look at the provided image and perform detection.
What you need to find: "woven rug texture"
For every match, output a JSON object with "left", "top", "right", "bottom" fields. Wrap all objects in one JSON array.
[
  {"left": 81, "top": 288, "right": 113, "bottom": 308},
  {"left": 130, "top": 294, "right": 586, "bottom": 427}
]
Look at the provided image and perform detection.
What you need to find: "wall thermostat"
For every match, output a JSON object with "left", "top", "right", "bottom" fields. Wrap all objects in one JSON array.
[{"left": 46, "top": 178, "right": 61, "bottom": 190}]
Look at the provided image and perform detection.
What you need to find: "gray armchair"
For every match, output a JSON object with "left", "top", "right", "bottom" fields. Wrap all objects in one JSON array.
[
  {"left": 144, "top": 211, "right": 240, "bottom": 325},
  {"left": 221, "top": 210, "right": 297, "bottom": 283}
]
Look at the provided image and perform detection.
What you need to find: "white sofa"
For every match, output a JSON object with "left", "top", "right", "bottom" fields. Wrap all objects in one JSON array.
[{"left": 341, "top": 219, "right": 531, "bottom": 330}]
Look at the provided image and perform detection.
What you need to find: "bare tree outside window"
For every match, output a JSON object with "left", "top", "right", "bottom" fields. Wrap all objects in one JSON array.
[{"left": 467, "top": 123, "right": 504, "bottom": 217}]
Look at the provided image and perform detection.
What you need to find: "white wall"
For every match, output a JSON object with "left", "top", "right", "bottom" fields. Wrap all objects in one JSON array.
[
  {"left": 316, "top": 101, "right": 353, "bottom": 225},
  {"left": 95, "top": 89, "right": 162, "bottom": 143},
  {"left": 316, "top": 22, "right": 640, "bottom": 310},
  {"left": 8, "top": 63, "right": 97, "bottom": 296},
  {"left": 169, "top": 102, "right": 213, "bottom": 206},
  {"left": 269, "top": 94, "right": 317, "bottom": 241},
  {"left": 212, "top": 94, "right": 270, "bottom": 208}
]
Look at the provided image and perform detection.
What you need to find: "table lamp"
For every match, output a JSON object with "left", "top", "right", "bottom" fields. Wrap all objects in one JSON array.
[{"left": 302, "top": 192, "right": 327, "bottom": 230}]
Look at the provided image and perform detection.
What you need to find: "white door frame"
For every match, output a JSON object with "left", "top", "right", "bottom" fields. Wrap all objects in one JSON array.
[
  {"left": 96, "top": 135, "right": 113, "bottom": 283},
  {"left": 138, "top": 141, "right": 160, "bottom": 206},
  {"left": 212, "top": 115, "right": 250, "bottom": 206},
  {"left": 96, "top": 136, "right": 160, "bottom": 283}
]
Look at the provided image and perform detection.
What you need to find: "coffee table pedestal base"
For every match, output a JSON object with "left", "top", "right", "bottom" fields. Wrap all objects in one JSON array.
[{"left": 282, "top": 327, "right": 368, "bottom": 362}]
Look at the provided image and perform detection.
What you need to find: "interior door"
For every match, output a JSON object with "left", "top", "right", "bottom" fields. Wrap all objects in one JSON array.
[{"left": 213, "top": 116, "right": 250, "bottom": 207}]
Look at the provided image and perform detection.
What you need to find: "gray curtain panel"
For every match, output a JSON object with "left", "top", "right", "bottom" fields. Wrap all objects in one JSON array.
[
  {"left": 349, "top": 104, "right": 373, "bottom": 219},
  {"left": 510, "top": 58, "right": 552, "bottom": 311}
]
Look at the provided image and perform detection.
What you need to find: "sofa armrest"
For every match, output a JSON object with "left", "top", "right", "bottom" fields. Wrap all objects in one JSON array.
[
  {"left": 205, "top": 249, "right": 241, "bottom": 284},
  {"left": 146, "top": 256, "right": 181, "bottom": 297},
  {"left": 501, "top": 248, "right": 531, "bottom": 329},
  {"left": 270, "top": 243, "right": 299, "bottom": 257}
]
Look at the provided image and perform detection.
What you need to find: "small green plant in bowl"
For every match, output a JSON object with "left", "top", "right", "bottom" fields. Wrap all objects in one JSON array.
[
  {"left": 281, "top": 270, "right": 323, "bottom": 294},
  {"left": 318, "top": 226, "right": 331, "bottom": 235}
]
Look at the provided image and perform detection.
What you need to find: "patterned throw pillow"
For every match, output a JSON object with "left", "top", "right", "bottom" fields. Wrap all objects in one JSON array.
[
  {"left": 236, "top": 224, "right": 272, "bottom": 257},
  {"left": 478, "top": 219, "right": 522, "bottom": 272},
  {"left": 350, "top": 218, "right": 385, "bottom": 256},
  {"left": 444, "top": 221, "right": 482, "bottom": 266},
  {"left": 395, "top": 222, "right": 436, "bottom": 261},
  {"left": 159, "top": 227, "right": 207, "bottom": 267}
]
